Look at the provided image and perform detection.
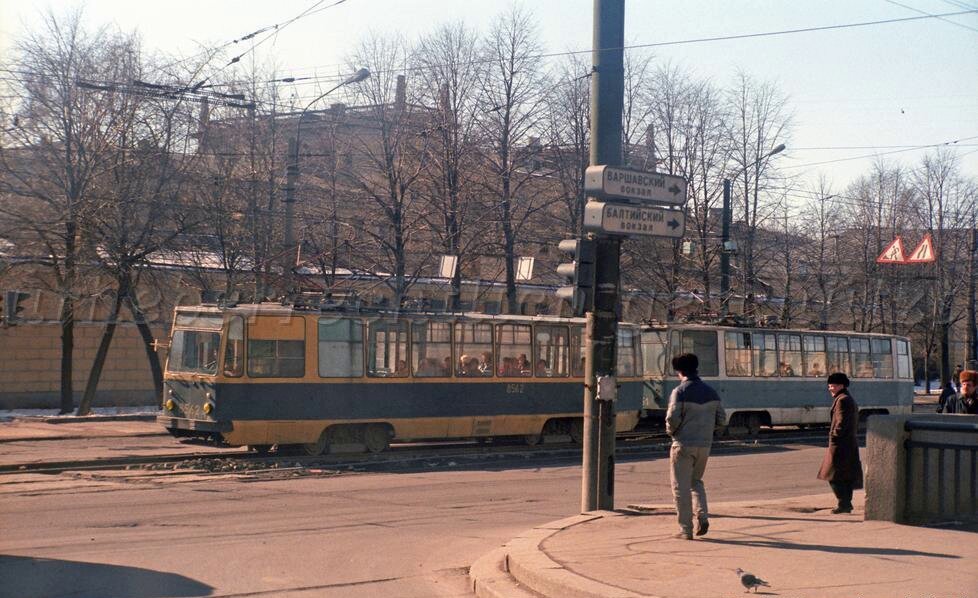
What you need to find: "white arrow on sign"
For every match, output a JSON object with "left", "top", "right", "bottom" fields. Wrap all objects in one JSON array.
[
  {"left": 584, "top": 165, "right": 687, "bottom": 205},
  {"left": 584, "top": 202, "right": 686, "bottom": 238}
]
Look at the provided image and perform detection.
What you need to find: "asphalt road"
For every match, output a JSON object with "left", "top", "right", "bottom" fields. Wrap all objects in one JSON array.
[{"left": 0, "top": 436, "right": 830, "bottom": 598}]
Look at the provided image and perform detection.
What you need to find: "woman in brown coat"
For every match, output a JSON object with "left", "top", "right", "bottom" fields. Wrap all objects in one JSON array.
[{"left": 818, "top": 372, "right": 863, "bottom": 514}]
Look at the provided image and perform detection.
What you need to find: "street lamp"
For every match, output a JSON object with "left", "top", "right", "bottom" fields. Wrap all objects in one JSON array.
[
  {"left": 719, "top": 143, "right": 785, "bottom": 316},
  {"left": 283, "top": 68, "right": 370, "bottom": 295}
]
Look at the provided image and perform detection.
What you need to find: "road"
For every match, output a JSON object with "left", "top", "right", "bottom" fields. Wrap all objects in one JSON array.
[{"left": 0, "top": 433, "right": 831, "bottom": 598}]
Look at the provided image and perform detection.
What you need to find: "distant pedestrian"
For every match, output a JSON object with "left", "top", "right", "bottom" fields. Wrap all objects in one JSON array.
[
  {"left": 666, "top": 353, "right": 725, "bottom": 540},
  {"left": 818, "top": 372, "right": 863, "bottom": 514},
  {"left": 937, "top": 381, "right": 956, "bottom": 413},
  {"left": 946, "top": 370, "right": 977, "bottom": 415},
  {"left": 953, "top": 364, "right": 963, "bottom": 391}
]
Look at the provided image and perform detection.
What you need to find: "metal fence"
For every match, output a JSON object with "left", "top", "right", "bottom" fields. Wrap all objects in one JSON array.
[{"left": 904, "top": 419, "right": 978, "bottom": 522}]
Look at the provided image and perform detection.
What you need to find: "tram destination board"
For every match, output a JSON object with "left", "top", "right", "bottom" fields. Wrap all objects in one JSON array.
[
  {"left": 584, "top": 201, "right": 686, "bottom": 238},
  {"left": 584, "top": 165, "right": 687, "bottom": 205}
]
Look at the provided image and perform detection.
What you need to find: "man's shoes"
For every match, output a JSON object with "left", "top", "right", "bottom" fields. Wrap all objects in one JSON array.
[
  {"left": 831, "top": 505, "right": 853, "bottom": 514},
  {"left": 695, "top": 520, "right": 709, "bottom": 536},
  {"left": 673, "top": 531, "right": 693, "bottom": 540}
]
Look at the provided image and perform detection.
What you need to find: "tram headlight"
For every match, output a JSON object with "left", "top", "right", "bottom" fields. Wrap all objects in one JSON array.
[
  {"left": 164, "top": 399, "right": 174, "bottom": 411},
  {"left": 203, "top": 401, "right": 214, "bottom": 415}
]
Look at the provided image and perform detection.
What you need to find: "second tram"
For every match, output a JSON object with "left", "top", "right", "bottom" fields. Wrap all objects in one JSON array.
[{"left": 641, "top": 323, "right": 914, "bottom": 435}]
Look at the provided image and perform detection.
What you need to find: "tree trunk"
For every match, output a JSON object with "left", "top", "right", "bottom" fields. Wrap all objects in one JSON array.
[
  {"left": 58, "top": 294, "right": 75, "bottom": 414},
  {"left": 968, "top": 227, "right": 977, "bottom": 367},
  {"left": 127, "top": 294, "right": 163, "bottom": 398},
  {"left": 76, "top": 278, "right": 126, "bottom": 416}
]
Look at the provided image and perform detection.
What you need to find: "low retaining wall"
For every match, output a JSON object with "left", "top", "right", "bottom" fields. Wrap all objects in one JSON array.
[
  {"left": 0, "top": 322, "right": 164, "bottom": 410},
  {"left": 865, "top": 414, "right": 978, "bottom": 524}
]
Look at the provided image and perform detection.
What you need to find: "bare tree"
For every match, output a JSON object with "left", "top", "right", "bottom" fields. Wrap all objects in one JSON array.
[
  {"left": 414, "top": 21, "right": 486, "bottom": 309},
  {"left": 726, "top": 71, "right": 791, "bottom": 315},
  {"left": 543, "top": 54, "right": 591, "bottom": 237},
  {"left": 798, "top": 178, "right": 843, "bottom": 329},
  {"left": 0, "top": 9, "right": 141, "bottom": 413},
  {"left": 913, "top": 149, "right": 973, "bottom": 385},
  {"left": 477, "top": 5, "right": 552, "bottom": 313},
  {"left": 346, "top": 34, "right": 430, "bottom": 307}
]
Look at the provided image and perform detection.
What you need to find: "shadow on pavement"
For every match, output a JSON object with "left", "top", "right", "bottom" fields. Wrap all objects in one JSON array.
[
  {"left": 0, "top": 555, "right": 213, "bottom": 597},
  {"left": 700, "top": 537, "right": 960, "bottom": 559}
]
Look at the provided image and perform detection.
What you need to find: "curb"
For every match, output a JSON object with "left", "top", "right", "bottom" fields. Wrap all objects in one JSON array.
[
  {"left": 477, "top": 512, "right": 652, "bottom": 598},
  {"left": 469, "top": 547, "right": 545, "bottom": 598},
  {"left": 23, "top": 414, "right": 158, "bottom": 423}
]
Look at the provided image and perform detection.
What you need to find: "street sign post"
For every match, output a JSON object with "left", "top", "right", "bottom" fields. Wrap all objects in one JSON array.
[
  {"left": 584, "top": 201, "right": 686, "bottom": 238},
  {"left": 584, "top": 165, "right": 687, "bottom": 205}
]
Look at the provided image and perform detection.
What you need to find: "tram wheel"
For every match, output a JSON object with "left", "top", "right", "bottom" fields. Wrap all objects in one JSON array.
[
  {"left": 363, "top": 424, "right": 391, "bottom": 453},
  {"left": 568, "top": 419, "right": 584, "bottom": 444},
  {"left": 524, "top": 433, "right": 542, "bottom": 446},
  {"left": 302, "top": 430, "right": 330, "bottom": 456},
  {"left": 746, "top": 414, "right": 762, "bottom": 438},
  {"left": 249, "top": 444, "right": 272, "bottom": 455}
]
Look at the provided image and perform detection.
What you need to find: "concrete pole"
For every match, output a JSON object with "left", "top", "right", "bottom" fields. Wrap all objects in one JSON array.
[
  {"left": 720, "top": 178, "right": 732, "bottom": 315},
  {"left": 582, "top": 0, "right": 624, "bottom": 513},
  {"left": 284, "top": 136, "right": 298, "bottom": 297}
]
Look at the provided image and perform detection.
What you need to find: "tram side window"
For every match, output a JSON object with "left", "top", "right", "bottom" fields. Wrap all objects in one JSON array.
[
  {"left": 570, "top": 326, "right": 586, "bottom": 377},
  {"left": 871, "top": 338, "right": 894, "bottom": 379},
  {"left": 496, "top": 323, "right": 532, "bottom": 377},
  {"left": 851, "top": 338, "right": 872, "bottom": 377},
  {"left": 641, "top": 330, "right": 667, "bottom": 377},
  {"left": 318, "top": 318, "right": 364, "bottom": 377},
  {"left": 851, "top": 338, "right": 874, "bottom": 378},
  {"left": 896, "top": 339, "right": 912, "bottom": 379},
  {"left": 614, "top": 328, "right": 638, "bottom": 376},
  {"left": 223, "top": 316, "right": 244, "bottom": 377},
  {"left": 753, "top": 332, "right": 778, "bottom": 377},
  {"left": 535, "top": 325, "right": 570, "bottom": 377},
  {"left": 674, "top": 330, "right": 718, "bottom": 377},
  {"left": 777, "top": 334, "right": 802, "bottom": 377},
  {"left": 725, "top": 332, "right": 752, "bottom": 377},
  {"left": 456, "top": 322, "right": 494, "bottom": 377},
  {"left": 367, "top": 319, "right": 409, "bottom": 377},
  {"left": 247, "top": 316, "right": 305, "bottom": 378},
  {"left": 825, "top": 336, "right": 850, "bottom": 375},
  {"left": 412, "top": 321, "right": 452, "bottom": 377},
  {"left": 803, "top": 335, "right": 826, "bottom": 377}
]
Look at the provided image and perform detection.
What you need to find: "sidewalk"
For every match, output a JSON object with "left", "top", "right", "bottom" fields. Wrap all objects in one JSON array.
[
  {"left": 0, "top": 414, "right": 161, "bottom": 443},
  {"left": 470, "top": 493, "right": 978, "bottom": 598}
]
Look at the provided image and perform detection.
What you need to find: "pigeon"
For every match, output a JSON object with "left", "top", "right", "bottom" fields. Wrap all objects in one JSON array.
[{"left": 735, "top": 568, "right": 770, "bottom": 593}]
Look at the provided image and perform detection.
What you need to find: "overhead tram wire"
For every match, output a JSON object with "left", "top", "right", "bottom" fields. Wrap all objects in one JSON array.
[
  {"left": 257, "top": 9, "right": 978, "bottom": 86},
  {"left": 782, "top": 134, "right": 978, "bottom": 169},
  {"left": 884, "top": 0, "right": 978, "bottom": 33}
]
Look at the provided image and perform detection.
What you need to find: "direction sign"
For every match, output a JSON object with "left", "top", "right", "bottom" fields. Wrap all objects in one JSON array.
[
  {"left": 584, "top": 165, "right": 687, "bottom": 205},
  {"left": 584, "top": 202, "right": 686, "bottom": 238}
]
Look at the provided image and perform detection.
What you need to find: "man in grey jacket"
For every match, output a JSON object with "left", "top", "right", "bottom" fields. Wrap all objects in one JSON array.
[{"left": 666, "top": 353, "right": 725, "bottom": 540}]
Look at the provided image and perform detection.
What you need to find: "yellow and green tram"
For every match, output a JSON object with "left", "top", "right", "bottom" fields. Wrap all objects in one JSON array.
[
  {"left": 158, "top": 303, "right": 645, "bottom": 454},
  {"left": 640, "top": 323, "right": 915, "bottom": 435}
]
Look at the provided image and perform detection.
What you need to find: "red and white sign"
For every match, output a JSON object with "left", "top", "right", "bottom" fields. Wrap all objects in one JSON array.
[
  {"left": 907, "top": 234, "right": 937, "bottom": 263},
  {"left": 876, "top": 237, "right": 906, "bottom": 264}
]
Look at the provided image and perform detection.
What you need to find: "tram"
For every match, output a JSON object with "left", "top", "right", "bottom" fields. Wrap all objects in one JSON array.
[
  {"left": 157, "top": 301, "right": 645, "bottom": 454},
  {"left": 640, "top": 323, "right": 914, "bottom": 435}
]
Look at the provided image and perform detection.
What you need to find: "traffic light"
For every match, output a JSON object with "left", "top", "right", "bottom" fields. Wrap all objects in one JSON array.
[
  {"left": 555, "top": 238, "right": 596, "bottom": 316},
  {"left": 3, "top": 290, "right": 31, "bottom": 326}
]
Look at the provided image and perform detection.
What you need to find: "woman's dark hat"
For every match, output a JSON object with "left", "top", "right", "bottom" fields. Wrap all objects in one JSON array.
[{"left": 827, "top": 372, "right": 850, "bottom": 386}]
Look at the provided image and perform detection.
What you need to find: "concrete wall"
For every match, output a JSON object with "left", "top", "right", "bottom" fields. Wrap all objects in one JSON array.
[
  {"left": 0, "top": 322, "right": 166, "bottom": 410},
  {"left": 865, "top": 414, "right": 978, "bottom": 524}
]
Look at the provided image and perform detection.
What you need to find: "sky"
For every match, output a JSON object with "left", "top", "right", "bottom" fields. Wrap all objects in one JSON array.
[{"left": 2, "top": 0, "right": 977, "bottom": 206}]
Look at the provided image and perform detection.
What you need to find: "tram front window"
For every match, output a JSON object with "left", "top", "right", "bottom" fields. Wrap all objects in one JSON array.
[
  {"left": 169, "top": 329, "right": 221, "bottom": 375},
  {"left": 167, "top": 313, "right": 223, "bottom": 375}
]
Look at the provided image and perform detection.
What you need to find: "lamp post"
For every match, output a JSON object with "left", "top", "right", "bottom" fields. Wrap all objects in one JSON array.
[
  {"left": 719, "top": 143, "right": 785, "bottom": 315},
  {"left": 283, "top": 68, "right": 370, "bottom": 295}
]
